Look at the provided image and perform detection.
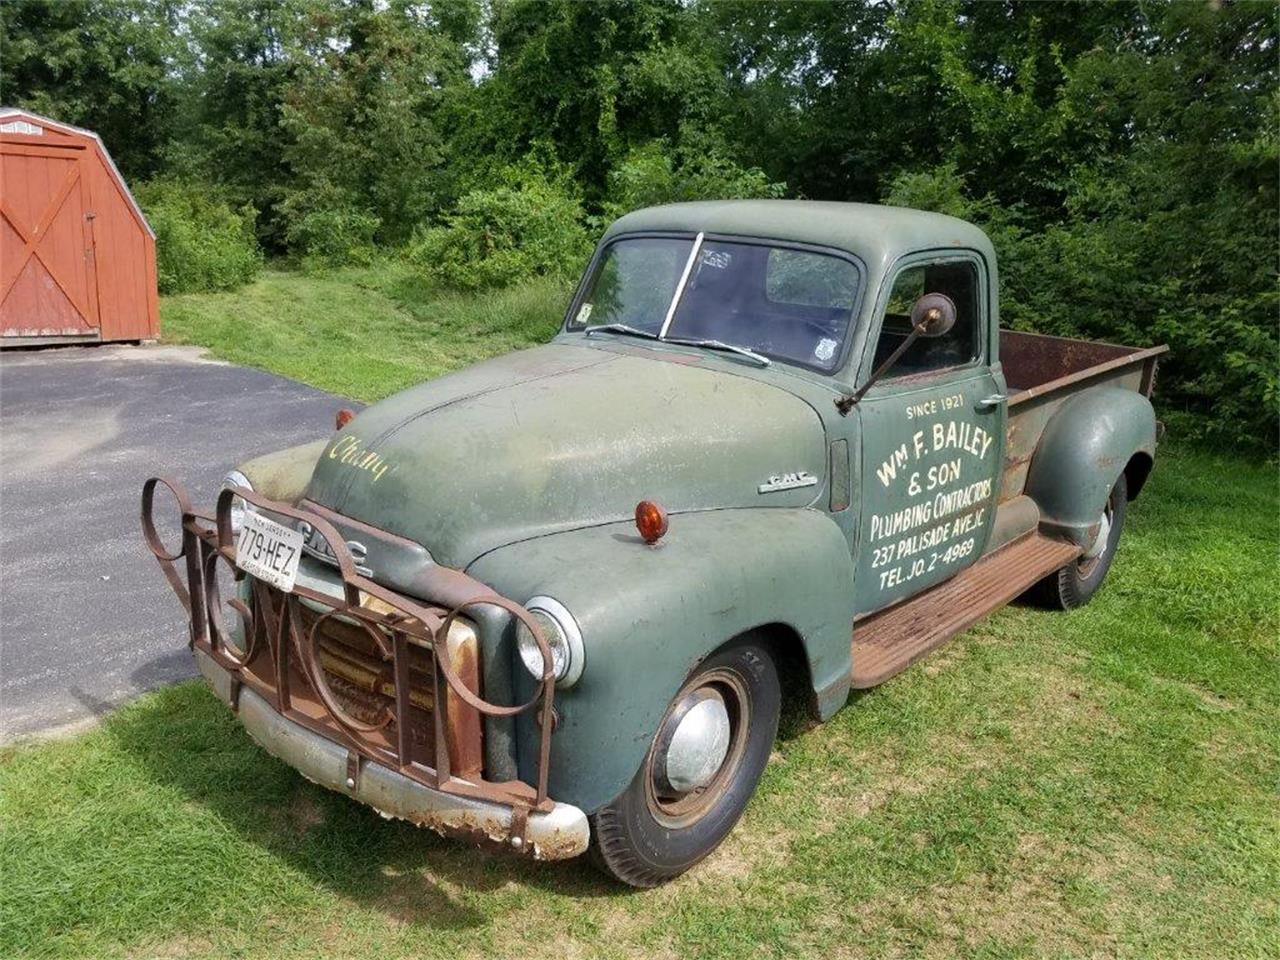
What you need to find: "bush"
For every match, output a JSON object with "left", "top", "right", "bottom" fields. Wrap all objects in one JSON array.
[
  {"left": 283, "top": 204, "right": 381, "bottom": 273},
  {"left": 885, "top": 163, "right": 1279, "bottom": 452},
  {"left": 406, "top": 160, "right": 590, "bottom": 290},
  {"left": 602, "top": 141, "right": 786, "bottom": 220},
  {"left": 136, "top": 181, "right": 262, "bottom": 294}
]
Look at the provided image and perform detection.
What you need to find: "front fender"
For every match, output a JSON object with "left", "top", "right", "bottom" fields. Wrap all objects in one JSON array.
[
  {"left": 1024, "top": 387, "right": 1157, "bottom": 547},
  {"left": 466, "top": 508, "right": 856, "bottom": 814},
  {"left": 238, "top": 440, "right": 327, "bottom": 504}
]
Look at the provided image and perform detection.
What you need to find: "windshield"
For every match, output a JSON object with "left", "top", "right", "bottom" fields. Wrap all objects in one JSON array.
[{"left": 567, "top": 236, "right": 861, "bottom": 372}]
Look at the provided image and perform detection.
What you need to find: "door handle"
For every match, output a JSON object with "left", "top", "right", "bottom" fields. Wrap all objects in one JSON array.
[{"left": 976, "top": 393, "right": 1007, "bottom": 411}]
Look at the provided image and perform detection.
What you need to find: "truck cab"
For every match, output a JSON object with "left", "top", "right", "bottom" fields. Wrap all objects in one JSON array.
[{"left": 144, "top": 201, "right": 1166, "bottom": 887}]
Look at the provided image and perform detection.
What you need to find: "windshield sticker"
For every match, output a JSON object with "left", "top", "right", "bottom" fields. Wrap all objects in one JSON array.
[
  {"left": 575, "top": 302, "right": 593, "bottom": 325},
  {"left": 815, "top": 338, "right": 838, "bottom": 362},
  {"left": 702, "top": 250, "right": 732, "bottom": 269}
]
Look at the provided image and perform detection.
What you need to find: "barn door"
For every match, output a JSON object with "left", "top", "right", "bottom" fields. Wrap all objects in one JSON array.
[{"left": 0, "top": 143, "right": 100, "bottom": 341}]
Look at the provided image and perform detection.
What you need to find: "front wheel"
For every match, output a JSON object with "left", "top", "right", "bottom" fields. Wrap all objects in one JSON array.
[
  {"left": 588, "top": 639, "right": 781, "bottom": 887},
  {"left": 1030, "top": 472, "right": 1128, "bottom": 610}
]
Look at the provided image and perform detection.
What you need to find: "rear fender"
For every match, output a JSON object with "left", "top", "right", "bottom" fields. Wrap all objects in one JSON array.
[
  {"left": 465, "top": 508, "right": 857, "bottom": 814},
  {"left": 1024, "top": 387, "right": 1157, "bottom": 547}
]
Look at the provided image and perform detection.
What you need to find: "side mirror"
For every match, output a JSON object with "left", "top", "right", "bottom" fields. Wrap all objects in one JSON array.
[
  {"left": 910, "top": 292, "right": 957, "bottom": 338},
  {"left": 834, "top": 291, "right": 959, "bottom": 415}
]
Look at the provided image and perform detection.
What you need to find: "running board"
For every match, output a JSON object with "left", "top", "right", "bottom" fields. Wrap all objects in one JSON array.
[{"left": 850, "top": 533, "right": 1081, "bottom": 689}]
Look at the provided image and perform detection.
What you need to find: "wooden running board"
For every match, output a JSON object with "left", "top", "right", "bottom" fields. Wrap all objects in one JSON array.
[{"left": 851, "top": 533, "right": 1081, "bottom": 689}]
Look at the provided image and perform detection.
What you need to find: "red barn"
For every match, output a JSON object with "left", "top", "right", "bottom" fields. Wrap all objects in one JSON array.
[{"left": 0, "top": 108, "right": 159, "bottom": 346}]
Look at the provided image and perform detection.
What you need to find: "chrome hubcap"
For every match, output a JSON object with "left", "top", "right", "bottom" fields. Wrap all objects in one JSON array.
[
  {"left": 646, "top": 667, "right": 750, "bottom": 827},
  {"left": 659, "top": 689, "right": 732, "bottom": 794}
]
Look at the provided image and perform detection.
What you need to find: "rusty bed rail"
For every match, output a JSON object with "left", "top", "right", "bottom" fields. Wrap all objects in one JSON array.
[{"left": 140, "top": 476, "right": 559, "bottom": 827}]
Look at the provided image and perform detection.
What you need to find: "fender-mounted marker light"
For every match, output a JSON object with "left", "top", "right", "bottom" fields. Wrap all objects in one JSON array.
[
  {"left": 335, "top": 408, "right": 356, "bottom": 429},
  {"left": 635, "top": 500, "right": 669, "bottom": 544}
]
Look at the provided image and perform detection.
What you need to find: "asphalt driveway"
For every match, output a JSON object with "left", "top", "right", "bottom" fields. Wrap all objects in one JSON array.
[{"left": 0, "top": 344, "right": 350, "bottom": 740}]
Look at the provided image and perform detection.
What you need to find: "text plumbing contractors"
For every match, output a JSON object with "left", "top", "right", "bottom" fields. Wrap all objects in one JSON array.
[{"left": 869, "top": 416, "right": 996, "bottom": 591}]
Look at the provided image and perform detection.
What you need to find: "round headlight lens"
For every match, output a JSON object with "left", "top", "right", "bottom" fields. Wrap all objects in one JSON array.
[
  {"left": 221, "top": 470, "right": 253, "bottom": 534},
  {"left": 517, "top": 609, "right": 567, "bottom": 680},
  {"left": 515, "top": 596, "right": 584, "bottom": 688}
]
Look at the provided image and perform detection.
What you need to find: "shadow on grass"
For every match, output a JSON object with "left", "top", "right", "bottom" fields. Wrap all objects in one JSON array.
[{"left": 100, "top": 680, "right": 621, "bottom": 934}]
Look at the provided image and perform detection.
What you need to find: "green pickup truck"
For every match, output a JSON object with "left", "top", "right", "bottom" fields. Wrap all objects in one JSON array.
[{"left": 143, "top": 201, "right": 1167, "bottom": 887}]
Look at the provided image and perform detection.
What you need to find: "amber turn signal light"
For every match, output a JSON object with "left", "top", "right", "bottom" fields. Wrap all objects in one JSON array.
[
  {"left": 635, "top": 500, "right": 669, "bottom": 544},
  {"left": 335, "top": 407, "right": 356, "bottom": 429}
]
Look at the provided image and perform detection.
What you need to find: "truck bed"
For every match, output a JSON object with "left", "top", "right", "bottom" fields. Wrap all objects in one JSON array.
[
  {"left": 999, "top": 331, "right": 1167, "bottom": 503},
  {"left": 1002, "top": 330, "right": 1167, "bottom": 402}
]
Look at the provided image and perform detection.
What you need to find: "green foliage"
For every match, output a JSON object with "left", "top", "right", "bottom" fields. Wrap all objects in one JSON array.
[
  {"left": 601, "top": 140, "right": 785, "bottom": 220},
  {"left": 278, "top": 0, "right": 477, "bottom": 249},
  {"left": 163, "top": 0, "right": 306, "bottom": 252},
  {"left": 281, "top": 192, "right": 381, "bottom": 272},
  {"left": 0, "top": 0, "right": 180, "bottom": 179},
  {"left": 135, "top": 181, "right": 262, "bottom": 294},
  {"left": 450, "top": 0, "right": 708, "bottom": 196},
  {"left": 1, "top": 0, "right": 1275, "bottom": 445},
  {"left": 407, "top": 158, "right": 591, "bottom": 290}
]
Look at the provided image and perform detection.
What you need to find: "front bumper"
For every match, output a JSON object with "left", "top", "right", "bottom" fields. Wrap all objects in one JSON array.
[
  {"left": 142, "top": 476, "right": 579, "bottom": 862},
  {"left": 196, "top": 648, "right": 588, "bottom": 859}
]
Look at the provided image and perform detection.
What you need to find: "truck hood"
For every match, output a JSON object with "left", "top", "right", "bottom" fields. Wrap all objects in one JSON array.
[{"left": 303, "top": 343, "right": 827, "bottom": 570}]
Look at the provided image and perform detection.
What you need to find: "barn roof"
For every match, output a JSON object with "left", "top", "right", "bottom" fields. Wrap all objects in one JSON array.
[{"left": 0, "top": 107, "right": 154, "bottom": 238}]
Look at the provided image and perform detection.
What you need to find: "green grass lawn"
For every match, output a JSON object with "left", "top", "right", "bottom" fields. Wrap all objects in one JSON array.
[
  {"left": 159, "top": 264, "right": 569, "bottom": 402},
  {"left": 3, "top": 268, "right": 1277, "bottom": 959}
]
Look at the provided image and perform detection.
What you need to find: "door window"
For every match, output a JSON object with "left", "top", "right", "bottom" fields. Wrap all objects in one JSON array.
[{"left": 873, "top": 259, "right": 981, "bottom": 377}]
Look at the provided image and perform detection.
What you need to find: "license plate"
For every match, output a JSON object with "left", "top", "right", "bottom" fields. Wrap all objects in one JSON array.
[{"left": 235, "top": 512, "right": 304, "bottom": 592}]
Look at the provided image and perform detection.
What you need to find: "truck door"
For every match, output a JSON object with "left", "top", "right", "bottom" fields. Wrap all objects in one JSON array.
[{"left": 853, "top": 252, "right": 1006, "bottom": 615}]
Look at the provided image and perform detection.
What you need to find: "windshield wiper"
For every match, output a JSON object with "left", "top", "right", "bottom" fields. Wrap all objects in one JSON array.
[
  {"left": 583, "top": 323, "right": 661, "bottom": 341},
  {"left": 666, "top": 337, "right": 771, "bottom": 367},
  {"left": 584, "top": 324, "right": 770, "bottom": 367}
]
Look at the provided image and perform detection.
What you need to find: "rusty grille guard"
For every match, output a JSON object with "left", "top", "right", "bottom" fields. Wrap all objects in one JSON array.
[{"left": 141, "top": 476, "right": 562, "bottom": 845}]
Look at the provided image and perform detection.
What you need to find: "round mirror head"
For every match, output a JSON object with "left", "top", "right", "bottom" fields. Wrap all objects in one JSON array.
[{"left": 910, "top": 292, "right": 957, "bottom": 338}]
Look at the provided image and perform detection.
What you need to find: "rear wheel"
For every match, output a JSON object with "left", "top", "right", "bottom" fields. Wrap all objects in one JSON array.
[
  {"left": 588, "top": 639, "right": 780, "bottom": 887},
  {"left": 1030, "top": 472, "right": 1128, "bottom": 610}
]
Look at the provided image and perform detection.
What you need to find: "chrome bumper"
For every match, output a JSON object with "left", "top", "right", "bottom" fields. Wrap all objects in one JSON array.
[{"left": 195, "top": 648, "right": 589, "bottom": 860}]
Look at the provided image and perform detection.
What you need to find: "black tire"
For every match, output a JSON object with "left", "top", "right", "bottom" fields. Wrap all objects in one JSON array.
[
  {"left": 588, "top": 639, "right": 781, "bottom": 888},
  {"left": 1030, "top": 472, "right": 1128, "bottom": 610}
]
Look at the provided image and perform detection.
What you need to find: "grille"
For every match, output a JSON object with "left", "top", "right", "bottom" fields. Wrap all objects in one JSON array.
[{"left": 295, "top": 600, "right": 440, "bottom": 765}]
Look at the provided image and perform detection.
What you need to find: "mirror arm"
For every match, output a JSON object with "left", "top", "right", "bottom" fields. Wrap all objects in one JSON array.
[{"left": 834, "top": 324, "right": 925, "bottom": 416}]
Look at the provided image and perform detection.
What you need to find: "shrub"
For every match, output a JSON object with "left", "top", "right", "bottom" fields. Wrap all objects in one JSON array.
[
  {"left": 283, "top": 205, "right": 381, "bottom": 273},
  {"left": 136, "top": 181, "right": 262, "bottom": 294},
  {"left": 407, "top": 160, "right": 590, "bottom": 290},
  {"left": 602, "top": 141, "right": 786, "bottom": 220},
  {"left": 885, "top": 163, "right": 1279, "bottom": 451}
]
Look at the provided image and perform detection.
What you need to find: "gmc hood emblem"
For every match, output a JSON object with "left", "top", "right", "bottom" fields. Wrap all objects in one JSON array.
[{"left": 295, "top": 520, "right": 373, "bottom": 576}]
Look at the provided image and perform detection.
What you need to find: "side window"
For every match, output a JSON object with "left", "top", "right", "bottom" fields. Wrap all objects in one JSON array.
[{"left": 873, "top": 258, "right": 981, "bottom": 377}]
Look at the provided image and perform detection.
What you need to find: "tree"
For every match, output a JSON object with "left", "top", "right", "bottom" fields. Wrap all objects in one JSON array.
[
  {"left": 450, "top": 0, "right": 726, "bottom": 198},
  {"left": 279, "top": 0, "right": 480, "bottom": 250},
  {"left": 165, "top": 0, "right": 308, "bottom": 250},
  {"left": 0, "top": 0, "right": 180, "bottom": 179}
]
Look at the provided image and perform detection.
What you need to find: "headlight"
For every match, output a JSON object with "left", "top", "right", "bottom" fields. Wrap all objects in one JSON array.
[
  {"left": 221, "top": 470, "right": 254, "bottom": 534},
  {"left": 515, "top": 595, "right": 584, "bottom": 688}
]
